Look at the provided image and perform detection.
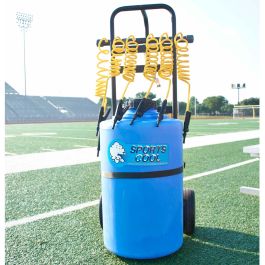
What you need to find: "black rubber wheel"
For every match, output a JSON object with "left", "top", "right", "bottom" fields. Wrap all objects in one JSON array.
[
  {"left": 99, "top": 195, "right": 103, "bottom": 229},
  {"left": 183, "top": 188, "right": 195, "bottom": 235}
]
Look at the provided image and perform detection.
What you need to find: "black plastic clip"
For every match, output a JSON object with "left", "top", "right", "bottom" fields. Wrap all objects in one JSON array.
[
  {"left": 96, "top": 107, "right": 111, "bottom": 136},
  {"left": 156, "top": 99, "right": 167, "bottom": 127},
  {"left": 130, "top": 98, "right": 154, "bottom": 125},
  {"left": 112, "top": 100, "right": 129, "bottom": 129},
  {"left": 183, "top": 111, "right": 191, "bottom": 143},
  {"left": 96, "top": 106, "right": 111, "bottom": 157}
]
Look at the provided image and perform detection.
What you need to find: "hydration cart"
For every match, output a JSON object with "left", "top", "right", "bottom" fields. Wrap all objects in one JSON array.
[{"left": 95, "top": 4, "right": 195, "bottom": 259}]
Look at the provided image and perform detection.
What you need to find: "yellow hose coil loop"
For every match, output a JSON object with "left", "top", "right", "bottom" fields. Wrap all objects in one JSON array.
[
  {"left": 121, "top": 35, "right": 139, "bottom": 99},
  {"left": 95, "top": 38, "right": 110, "bottom": 112},
  {"left": 174, "top": 33, "right": 191, "bottom": 111},
  {"left": 158, "top": 33, "right": 173, "bottom": 100},
  {"left": 144, "top": 34, "right": 159, "bottom": 98},
  {"left": 110, "top": 37, "right": 125, "bottom": 77}
]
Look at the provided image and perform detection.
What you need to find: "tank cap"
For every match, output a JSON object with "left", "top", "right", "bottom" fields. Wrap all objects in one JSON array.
[
  {"left": 129, "top": 98, "right": 157, "bottom": 109},
  {"left": 130, "top": 98, "right": 157, "bottom": 125}
]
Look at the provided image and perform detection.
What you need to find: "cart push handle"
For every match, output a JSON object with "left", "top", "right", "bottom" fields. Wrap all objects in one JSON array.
[
  {"left": 111, "top": 4, "right": 178, "bottom": 117},
  {"left": 110, "top": 4, "right": 177, "bottom": 38},
  {"left": 96, "top": 4, "right": 194, "bottom": 119}
]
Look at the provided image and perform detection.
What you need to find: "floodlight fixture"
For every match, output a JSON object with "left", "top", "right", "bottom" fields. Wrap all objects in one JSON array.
[
  {"left": 16, "top": 12, "right": 33, "bottom": 96},
  {"left": 16, "top": 12, "right": 33, "bottom": 31},
  {"left": 231, "top": 83, "right": 246, "bottom": 105}
]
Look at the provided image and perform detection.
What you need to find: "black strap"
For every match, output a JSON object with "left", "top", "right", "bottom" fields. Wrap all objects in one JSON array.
[{"left": 102, "top": 166, "right": 183, "bottom": 179}]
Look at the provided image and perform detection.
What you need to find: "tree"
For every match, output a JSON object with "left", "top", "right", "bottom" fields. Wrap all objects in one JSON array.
[
  {"left": 135, "top": 91, "right": 161, "bottom": 106},
  {"left": 220, "top": 104, "right": 234, "bottom": 115},
  {"left": 239, "top": 97, "right": 259, "bottom": 105},
  {"left": 178, "top": 102, "right": 187, "bottom": 115},
  {"left": 98, "top": 97, "right": 111, "bottom": 107},
  {"left": 135, "top": 91, "right": 156, "bottom": 100},
  {"left": 202, "top": 96, "right": 228, "bottom": 115},
  {"left": 189, "top": 96, "right": 200, "bottom": 115},
  {"left": 199, "top": 103, "right": 210, "bottom": 114}
]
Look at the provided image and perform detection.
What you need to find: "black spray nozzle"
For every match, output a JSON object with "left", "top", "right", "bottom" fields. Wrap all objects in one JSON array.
[
  {"left": 97, "top": 134, "right": 101, "bottom": 157},
  {"left": 130, "top": 98, "right": 155, "bottom": 125},
  {"left": 156, "top": 99, "right": 167, "bottom": 127},
  {"left": 183, "top": 111, "right": 191, "bottom": 143},
  {"left": 96, "top": 107, "right": 104, "bottom": 136},
  {"left": 96, "top": 107, "right": 111, "bottom": 136},
  {"left": 96, "top": 106, "right": 111, "bottom": 157},
  {"left": 112, "top": 100, "right": 129, "bottom": 129}
]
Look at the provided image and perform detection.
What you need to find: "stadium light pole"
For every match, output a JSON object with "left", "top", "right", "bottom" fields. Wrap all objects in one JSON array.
[
  {"left": 231, "top": 83, "right": 246, "bottom": 105},
  {"left": 16, "top": 12, "right": 33, "bottom": 96}
]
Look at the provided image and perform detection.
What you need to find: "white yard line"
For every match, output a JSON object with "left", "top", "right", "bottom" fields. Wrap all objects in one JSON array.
[
  {"left": 5, "top": 135, "right": 16, "bottom": 138},
  {"left": 5, "top": 158, "right": 259, "bottom": 229},
  {"left": 184, "top": 158, "right": 259, "bottom": 181},
  {"left": 28, "top": 135, "right": 97, "bottom": 141},
  {"left": 5, "top": 152, "right": 17, "bottom": 156},
  {"left": 184, "top": 130, "right": 259, "bottom": 149},
  {"left": 21, "top": 132, "right": 57, "bottom": 136},
  {"left": 207, "top": 122, "right": 238, "bottom": 125},
  {"left": 5, "top": 200, "right": 99, "bottom": 229},
  {"left": 41, "top": 148, "right": 57, "bottom": 152},
  {"left": 5, "top": 130, "right": 259, "bottom": 174},
  {"left": 5, "top": 147, "right": 99, "bottom": 174}
]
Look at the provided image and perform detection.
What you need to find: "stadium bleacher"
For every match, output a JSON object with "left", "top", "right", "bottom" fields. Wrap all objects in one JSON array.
[
  {"left": 5, "top": 83, "right": 100, "bottom": 123},
  {"left": 5, "top": 83, "right": 19, "bottom": 95},
  {"left": 46, "top": 96, "right": 99, "bottom": 120}
]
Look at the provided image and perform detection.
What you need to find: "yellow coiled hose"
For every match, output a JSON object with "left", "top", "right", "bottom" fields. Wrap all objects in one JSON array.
[
  {"left": 158, "top": 33, "right": 173, "bottom": 100},
  {"left": 96, "top": 37, "right": 125, "bottom": 111},
  {"left": 144, "top": 34, "right": 159, "bottom": 98},
  {"left": 174, "top": 33, "right": 191, "bottom": 112},
  {"left": 95, "top": 38, "right": 110, "bottom": 112},
  {"left": 110, "top": 37, "right": 125, "bottom": 78},
  {"left": 121, "top": 35, "right": 138, "bottom": 99}
]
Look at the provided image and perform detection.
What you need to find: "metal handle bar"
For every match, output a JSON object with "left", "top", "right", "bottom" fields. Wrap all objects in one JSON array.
[
  {"left": 109, "top": 4, "right": 180, "bottom": 118},
  {"left": 96, "top": 35, "right": 194, "bottom": 49}
]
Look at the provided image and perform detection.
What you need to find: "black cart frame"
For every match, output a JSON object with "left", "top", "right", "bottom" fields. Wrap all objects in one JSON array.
[{"left": 97, "top": 4, "right": 194, "bottom": 119}]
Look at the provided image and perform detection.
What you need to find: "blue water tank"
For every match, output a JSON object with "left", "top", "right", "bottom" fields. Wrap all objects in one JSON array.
[{"left": 100, "top": 105, "right": 183, "bottom": 259}]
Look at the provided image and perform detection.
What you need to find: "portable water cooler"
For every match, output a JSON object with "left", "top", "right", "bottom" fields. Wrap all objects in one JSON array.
[
  {"left": 100, "top": 103, "right": 183, "bottom": 259},
  {"left": 96, "top": 3, "right": 195, "bottom": 260}
]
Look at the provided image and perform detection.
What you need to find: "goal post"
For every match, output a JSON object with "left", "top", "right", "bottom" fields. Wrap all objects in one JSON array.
[{"left": 233, "top": 105, "right": 260, "bottom": 119}]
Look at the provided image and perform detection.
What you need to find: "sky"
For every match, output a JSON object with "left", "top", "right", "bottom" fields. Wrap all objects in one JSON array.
[{"left": 5, "top": 0, "right": 260, "bottom": 105}]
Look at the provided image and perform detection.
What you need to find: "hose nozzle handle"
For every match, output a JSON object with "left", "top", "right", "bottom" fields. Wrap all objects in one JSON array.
[
  {"left": 156, "top": 99, "right": 167, "bottom": 127},
  {"left": 96, "top": 107, "right": 111, "bottom": 136},
  {"left": 112, "top": 100, "right": 129, "bottom": 129},
  {"left": 183, "top": 111, "right": 191, "bottom": 143},
  {"left": 96, "top": 106, "right": 111, "bottom": 156},
  {"left": 130, "top": 98, "right": 149, "bottom": 125}
]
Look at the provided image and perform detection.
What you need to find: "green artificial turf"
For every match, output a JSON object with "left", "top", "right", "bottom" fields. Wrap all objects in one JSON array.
[
  {"left": 5, "top": 135, "right": 97, "bottom": 155},
  {"left": 187, "top": 119, "right": 259, "bottom": 137},
  {"left": 5, "top": 122, "right": 97, "bottom": 135},
  {"left": 184, "top": 138, "right": 259, "bottom": 175},
  {"left": 5, "top": 119, "right": 259, "bottom": 154},
  {"left": 5, "top": 162, "right": 101, "bottom": 221},
  {"left": 6, "top": 139, "right": 258, "bottom": 221},
  {"left": 6, "top": 162, "right": 259, "bottom": 265},
  {"left": 5, "top": 122, "right": 97, "bottom": 155}
]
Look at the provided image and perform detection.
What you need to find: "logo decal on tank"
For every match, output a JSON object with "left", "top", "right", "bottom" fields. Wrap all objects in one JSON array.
[
  {"left": 109, "top": 140, "right": 169, "bottom": 166},
  {"left": 109, "top": 141, "right": 126, "bottom": 164}
]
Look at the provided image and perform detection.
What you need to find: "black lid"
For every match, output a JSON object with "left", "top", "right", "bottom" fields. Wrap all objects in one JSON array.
[{"left": 129, "top": 98, "right": 157, "bottom": 109}]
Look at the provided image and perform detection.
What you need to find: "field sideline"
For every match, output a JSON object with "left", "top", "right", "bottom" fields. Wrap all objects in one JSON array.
[
  {"left": 5, "top": 119, "right": 260, "bottom": 265},
  {"left": 5, "top": 119, "right": 259, "bottom": 155}
]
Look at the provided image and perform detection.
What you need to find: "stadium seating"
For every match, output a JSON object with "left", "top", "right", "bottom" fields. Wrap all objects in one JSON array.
[
  {"left": 5, "top": 83, "right": 19, "bottom": 95},
  {"left": 45, "top": 96, "right": 99, "bottom": 120},
  {"left": 5, "top": 83, "right": 100, "bottom": 123}
]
